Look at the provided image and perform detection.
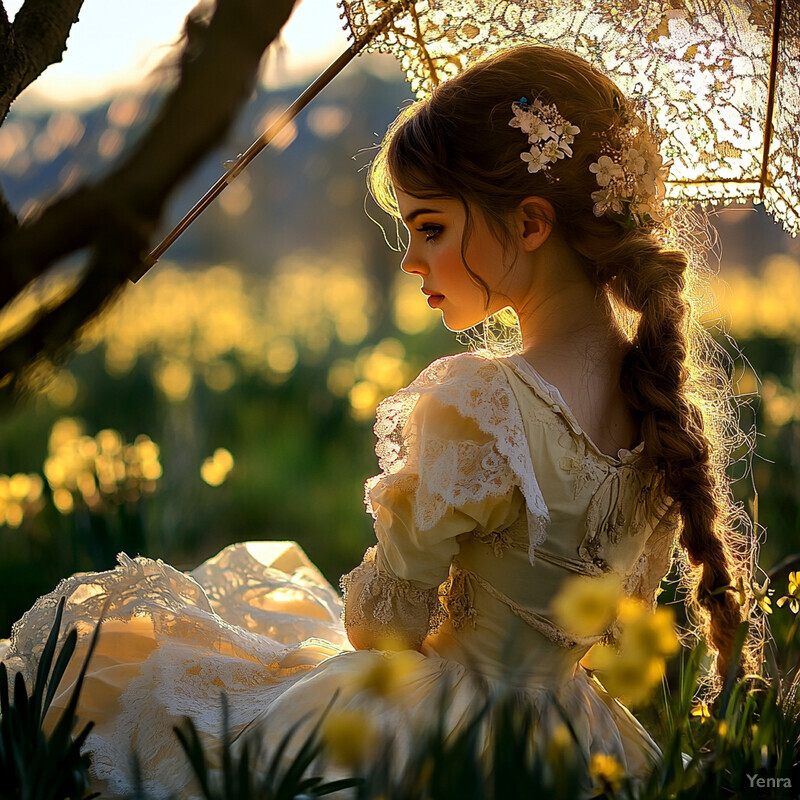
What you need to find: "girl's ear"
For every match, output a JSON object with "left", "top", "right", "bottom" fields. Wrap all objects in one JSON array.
[{"left": 516, "top": 197, "right": 555, "bottom": 252}]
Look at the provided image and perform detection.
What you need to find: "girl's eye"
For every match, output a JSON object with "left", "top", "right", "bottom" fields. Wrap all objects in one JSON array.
[{"left": 417, "top": 224, "right": 442, "bottom": 242}]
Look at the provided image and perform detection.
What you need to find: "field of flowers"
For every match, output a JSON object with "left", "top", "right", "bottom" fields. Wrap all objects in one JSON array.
[{"left": 0, "top": 251, "right": 799, "bottom": 636}]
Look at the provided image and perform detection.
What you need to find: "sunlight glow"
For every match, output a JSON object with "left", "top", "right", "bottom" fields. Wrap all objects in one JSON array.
[{"left": 5, "top": 0, "right": 350, "bottom": 107}]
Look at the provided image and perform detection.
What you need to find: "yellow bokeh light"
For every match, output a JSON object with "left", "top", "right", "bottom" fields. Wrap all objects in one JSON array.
[
  {"left": 358, "top": 339, "right": 406, "bottom": 393},
  {"left": 349, "top": 381, "right": 379, "bottom": 420},
  {"left": 204, "top": 361, "right": 237, "bottom": 392},
  {"left": 26, "top": 475, "right": 44, "bottom": 503},
  {"left": 106, "top": 96, "right": 145, "bottom": 129},
  {"left": 135, "top": 437, "right": 160, "bottom": 461},
  {"left": 49, "top": 418, "right": 83, "bottom": 451},
  {"left": 45, "top": 370, "right": 79, "bottom": 408},
  {"left": 44, "top": 458, "right": 66, "bottom": 486},
  {"left": 53, "top": 488, "right": 74, "bottom": 514},
  {"left": 0, "top": 121, "right": 29, "bottom": 168},
  {"left": 201, "top": 447, "right": 234, "bottom": 486},
  {"left": 306, "top": 105, "right": 351, "bottom": 139},
  {"left": 255, "top": 109, "right": 297, "bottom": 151},
  {"left": 213, "top": 448, "right": 234, "bottom": 473},
  {"left": 104, "top": 340, "right": 138, "bottom": 375},
  {"left": 219, "top": 174, "right": 253, "bottom": 217},
  {"left": 392, "top": 273, "right": 438, "bottom": 335},
  {"left": 8, "top": 473, "right": 31, "bottom": 500},
  {"left": 78, "top": 436, "right": 98, "bottom": 459},
  {"left": 44, "top": 419, "right": 162, "bottom": 513},
  {"left": 154, "top": 360, "right": 193, "bottom": 402},
  {"left": 96, "top": 429, "right": 122, "bottom": 455},
  {"left": 77, "top": 472, "right": 97, "bottom": 498},
  {"left": 267, "top": 339, "right": 299, "bottom": 374},
  {"left": 327, "top": 359, "right": 356, "bottom": 397},
  {"left": 0, "top": 471, "right": 46, "bottom": 528},
  {"left": 709, "top": 255, "right": 800, "bottom": 340},
  {"left": 5, "top": 502, "right": 23, "bottom": 528},
  {"left": 201, "top": 459, "right": 227, "bottom": 487},
  {"left": 77, "top": 258, "right": 379, "bottom": 392},
  {"left": 765, "top": 394, "right": 796, "bottom": 428},
  {"left": 47, "top": 112, "right": 84, "bottom": 148},
  {"left": 141, "top": 460, "right": 163, "bottom": 481}
]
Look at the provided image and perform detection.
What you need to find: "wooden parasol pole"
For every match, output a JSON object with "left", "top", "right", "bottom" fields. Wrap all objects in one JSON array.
[{"left": 132, "top": 0, "right": 412, "bottom": 282}]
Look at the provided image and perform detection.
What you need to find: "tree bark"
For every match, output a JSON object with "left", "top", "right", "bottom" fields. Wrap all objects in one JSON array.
[
  {"left": 0, "top": 0, "right": 298, "bottom": 401},
  {"left": 0, "top": 0, "right": 85, "bottom": 127}
]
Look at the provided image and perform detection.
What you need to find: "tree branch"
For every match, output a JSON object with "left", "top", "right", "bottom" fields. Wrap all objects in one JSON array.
[
  {"left": 0, "top": 178, "right": 17, "bottom": 237},
  {"left": 0, "top": 209, "right": 141, "bottom": 404},
  {"left": 0, "top": 0, "right": 298, "bottom": 396},
  {"left": 0, "top": 0, "right": 85, "bottom": 124}
]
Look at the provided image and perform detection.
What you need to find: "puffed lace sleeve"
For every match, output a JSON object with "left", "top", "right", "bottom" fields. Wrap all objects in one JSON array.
[
  {"left": 625, "top": 502, "right": 681, "bottom": 611},
  {"left": 341, "top": 353, "right": 548, "bottom": 648}
]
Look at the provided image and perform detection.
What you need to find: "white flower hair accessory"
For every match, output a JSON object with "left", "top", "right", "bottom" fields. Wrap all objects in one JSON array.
[
  {"left": 589, "top": 111, "right": 670, "bottom": 229},
  {"left": 509, "top": 97, "right": 580, "bottom": 183}
]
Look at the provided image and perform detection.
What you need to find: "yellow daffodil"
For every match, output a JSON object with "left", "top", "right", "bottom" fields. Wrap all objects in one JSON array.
[
  {"left": 547, "top": 723, "right": 578, "bottom": 764},
  {"left": 776, "top": 595, "right": 799, "bottom": 614},
  {"left": 776, "top": 571, "right": 800, "bottom": 614},
  {"left": 750, "top": 577, "right": 774, "bottom": 615},
  {"left": 608, "top": 654, "right": 666, "bottom": 706},
  {"left": 617, "top": 600, "right": 680, "bottom": 660},
  {"left": 320, "top": 708, "right": 376, "bottom": 767},
  {"left": 550, "top": 573, "right": 625, "bottom": 637},
  {"left": 590, "top": 753, "right": 625, "bottom": 792},
  {"left": 357, "top": 649, "right": 419, "bottom": 698},
  {"left": 730, "top": 575, "right": 748, "bottom": 607},
  {"left": 582, "top": 600, "right": 679, "bottom": 707},
  {"left": 690, "top": 701, "right": 711, "bottom": 720},
  {"left": 757, "top": 594, "right": 774, "bottom": 615}
]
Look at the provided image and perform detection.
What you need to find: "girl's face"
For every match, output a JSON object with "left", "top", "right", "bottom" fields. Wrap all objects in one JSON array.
[{"left": 395, "top": 189, "right": 517, "bottom": 332}]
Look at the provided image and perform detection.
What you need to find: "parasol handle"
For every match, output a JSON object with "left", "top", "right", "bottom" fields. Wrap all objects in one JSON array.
[{"left": 132, "top": 0, "right": 412, "bottom": 283}]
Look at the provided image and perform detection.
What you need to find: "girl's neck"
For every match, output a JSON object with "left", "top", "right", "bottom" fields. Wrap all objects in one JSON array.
[
  {"left": 522, "top": 293, "right": 624, "bottom": 360},
  {"left": 511, "top": 254, "right": 638, "bottom": 455},
  {"left": 513, "top": 245, "right": 627, "bottom": 376}
]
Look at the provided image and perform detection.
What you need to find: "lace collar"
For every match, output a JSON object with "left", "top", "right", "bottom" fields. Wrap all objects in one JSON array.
[{"left": 502, "top": 354, "right": 645, "bottom": 466}]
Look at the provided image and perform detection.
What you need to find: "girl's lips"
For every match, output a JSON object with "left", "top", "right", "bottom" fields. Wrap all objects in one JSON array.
[{"left": 427, "top": 294, "right": 444, "bottom": 308}]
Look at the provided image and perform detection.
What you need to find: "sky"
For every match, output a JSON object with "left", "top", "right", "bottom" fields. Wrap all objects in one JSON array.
[{"left": 4, "top": 0, "right": 352, "bottom": 107}]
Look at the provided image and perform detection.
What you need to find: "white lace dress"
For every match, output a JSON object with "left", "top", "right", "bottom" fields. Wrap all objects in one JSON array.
[{"left": 1, "top": 352, "right": 679, "bottom": 798}]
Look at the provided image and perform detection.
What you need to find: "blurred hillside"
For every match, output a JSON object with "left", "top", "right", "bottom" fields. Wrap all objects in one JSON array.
[
  {"left": 2, "top": 59, "right": 416, "bottom": 277},
  {"left": 2, "top": 58, "right": 798, "bottom": 275}
]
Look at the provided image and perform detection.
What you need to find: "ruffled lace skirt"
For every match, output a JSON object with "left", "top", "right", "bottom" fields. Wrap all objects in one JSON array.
[{"left": 1, "top": 541, "right": 662, "bottom": 798}]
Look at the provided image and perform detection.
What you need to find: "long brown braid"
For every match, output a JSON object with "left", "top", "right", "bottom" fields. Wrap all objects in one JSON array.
[{"left": 368, "top": 44, "right": 765, "bottom": 700}]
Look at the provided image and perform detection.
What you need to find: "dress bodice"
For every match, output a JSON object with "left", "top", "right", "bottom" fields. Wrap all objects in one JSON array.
[{"left": 343, "top": 351, "right": 680, "bottom": 686}]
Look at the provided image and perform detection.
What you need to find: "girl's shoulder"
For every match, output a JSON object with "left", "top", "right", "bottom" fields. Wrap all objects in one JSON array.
[
  {"left": 376, "top": 351, "right": 514, "bottom": 432},
  {"left": 398, "top": 350, "right": 544, "bottom": 400},
  {"left": 392, "top": 351, "right": 555, "bottom": 421},
  {"left": 381, "top": 352, "right": 534, "bottom": 431},
  {"left": 371, "top": 350, "right": 550, "bottom": 528}
]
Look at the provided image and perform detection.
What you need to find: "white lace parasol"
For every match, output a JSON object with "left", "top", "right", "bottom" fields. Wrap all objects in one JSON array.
[{"left": 339, "top": 0, "right": 800, "bottom": 236}]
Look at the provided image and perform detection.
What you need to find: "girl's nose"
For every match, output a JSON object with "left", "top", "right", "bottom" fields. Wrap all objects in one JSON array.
[{"left": 400, "top": 243, "right": 427, "bottom": 276}]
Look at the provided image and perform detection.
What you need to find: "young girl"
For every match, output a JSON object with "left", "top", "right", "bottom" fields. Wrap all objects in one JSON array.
[{"left": 3, "top": 44, "right": 764, "bottom": 798}]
